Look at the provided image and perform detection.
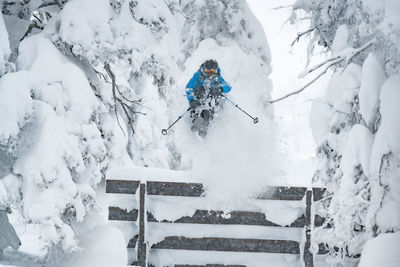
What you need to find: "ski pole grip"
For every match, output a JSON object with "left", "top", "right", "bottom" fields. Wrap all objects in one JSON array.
[{"left": 161, "top": 129, "right": 167, "bottom": 135}]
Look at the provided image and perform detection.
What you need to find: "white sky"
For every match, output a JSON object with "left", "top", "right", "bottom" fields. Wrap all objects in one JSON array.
[{"left": 247, "top": 0, "right": 331, "bottom": 185}]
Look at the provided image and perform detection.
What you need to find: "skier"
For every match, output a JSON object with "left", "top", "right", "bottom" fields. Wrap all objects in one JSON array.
[{"left": 185, "top": 59, "right": 231, "bottom": 136}]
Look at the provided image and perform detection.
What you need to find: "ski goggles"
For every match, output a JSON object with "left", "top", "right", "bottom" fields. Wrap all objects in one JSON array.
[{"left": 204, "top": 68, "right": 217, "bottom": 74}]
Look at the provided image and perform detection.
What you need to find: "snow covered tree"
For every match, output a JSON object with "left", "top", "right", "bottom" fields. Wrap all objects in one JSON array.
[
  {"left": 290, "top": 0, "right": 400, "bottom": 259},
  {"left": 0, "top": 0, "right": 272, "bottom": 262}
]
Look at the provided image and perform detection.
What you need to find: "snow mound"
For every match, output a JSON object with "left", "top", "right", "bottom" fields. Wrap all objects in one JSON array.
[
  {"left": 60, "top": 225, "right": 127, "bottom": 267},
  {"left": 358, "top": 53, "right": 385, "bottom": 130},
  {"left": 358, "top": 232, "right": 400, "bottom": 267}
]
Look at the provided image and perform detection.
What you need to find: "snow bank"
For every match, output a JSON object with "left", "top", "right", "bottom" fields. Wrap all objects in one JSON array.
[
  {"left": 59, "top": 0, "right": 112, "bottom": 49},
  {"left": 331, "top": 25, "right": 349, "bottom": 55},
  {"left": 385, "top": 0, "right": 400, "bottom": 28},
  {"left": 358, "top": 232, "right": 400, "bottom": 267},
  {"left": 309, "top": 97, "right": 333, "bottom": 145},
  {"left": 107, "top": 166, "right": 187, "bottom": 183},
  {"left": 0, "top": 72, "right": 32, "bottom": 141},
  {"left": 0, "top": 175, "right": 21, "bottom": 211},
  {"left": 325, "top": 63, "right": 361, "bottom": 113},
  {"left": 370, "top": 75, "right": 400, "bottom": 174},
  {"left": 60, "top": 225, "right": 127, "bottom": 267},
  {"left": 370, "top": 75, "right": 400, "bottom": 233},
  {"left": 358, "top": 53, "right": 385, "bottom": 130},
  {"left": 151, "top": 249, "right": 298, "bottom": 267},
  {"left": 0, "top": 12, "right": 11, "bottom": 76}
]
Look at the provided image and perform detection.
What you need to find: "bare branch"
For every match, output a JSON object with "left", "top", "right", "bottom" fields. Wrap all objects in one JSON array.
[
  {"left": 32, "top": 13, "right": 43, "bottom": 24},
  {"left": 45, "top": 11, "right": 52, "bottom": 20},
  {"left": 341, "top": 40, "right": 374, "bottom": 71},
  {"left": 270, "top": 40, "right": 375, "bottom": 104},
  {"left": 269, "top": 57, "right": 341, "bottom": 104},
  {"left": 163, "top": 0, "right": 195, "bottom": 23},
  {"left": 273, "top": 5, "right": 293, "bottom": 10},
  {"left": 104, "top": 62, "right": 148, "bottom": 135},
  {"left": 115, "top": 84, "right": 138, "bottom": 104},
  {"left": 20, "top": 21, "right": 44, "bottom": 41},
  {"left": 93, "top": 67, "right": 107, "bottom": 81},
  {"left": 291, "top": 28, "right": 314, "bottom": 47},
  {"left": 104, "top": 63, "right": 126, "bottom": 135},
  {"left": 38, "top": 1, "right": 62, "bottom": 9},
  {"left": 120, "top": 102, "right": 135, "bottom": 134},
  {"left": 121, "top": 102, "right": 147, "bottom": 116},
  {"left": 299, "top": 55, "right": 340, "bottom": 78}
]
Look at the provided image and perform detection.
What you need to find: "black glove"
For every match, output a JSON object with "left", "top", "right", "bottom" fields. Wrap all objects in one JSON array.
[
  {"left": 190, "top": 99, "right": 200, "bottom": 108},
  {"left": 214, "top": 87, "right": 223, "bottom": 96}
]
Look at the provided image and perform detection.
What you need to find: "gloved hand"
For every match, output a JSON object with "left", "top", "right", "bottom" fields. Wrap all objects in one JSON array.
[
  {"left": 211, "top": 87, "right": 223, "bottom": 97},
  {"left": 190, "top": 99, "right": 200, "bottom": 108}
]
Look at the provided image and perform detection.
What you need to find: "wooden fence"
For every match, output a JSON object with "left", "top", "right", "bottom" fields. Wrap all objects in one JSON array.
[{"left": 106, "top": 180, "right": 328, "bottom": 266}]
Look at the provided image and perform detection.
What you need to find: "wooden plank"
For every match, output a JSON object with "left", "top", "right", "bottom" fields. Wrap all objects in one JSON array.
[
  {"left": 106, "top": 180, "right": 326, "bottom": 202},
  {"left": 312, "top": 187, "right": 327, "bottom": 201},
  {"left": 175, "top": 265, "right": 246, "bottom": 267},
  {"left": 127, "top": 235, "right": 138, "bottom": 249},
  {"left": 109, "top": 208, "right": 328, "bottom": 228},
  {"left": 255, "top": 186, "right": 306, "bottom": 201},
  {"left": 150, "top": 236, "right": 300, "bottom": 254},
  {"left": 106, "top": 180, "right": 140, "bottom": 194},
  {"left": 256, "top": 186, "right": 327, "bottom": 201},
  {"left": 108, "top": 207, "right": 138, "bottom": 221},
  {"left": 137, "top": 183, "right": 147, "bottom": 266},
  {"left": 317, "top": 243, "right": 329, "bottom": 255},
  {"left": 147, "top": 181, "right": 204, "bottom": 197},
  {"left": 303, "top": 190, "right": 314, "bottom": 267},
  {"left": 147, "top": 210, "right": 306, "bottom": 227}
]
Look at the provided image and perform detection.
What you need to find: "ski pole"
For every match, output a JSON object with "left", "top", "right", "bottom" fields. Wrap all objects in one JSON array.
[
  {"left": 161, "top": 107, "right": 192, "bottom": 135},
  {"left": 221, "top": 94, "right": 259, "bottom": 124}
]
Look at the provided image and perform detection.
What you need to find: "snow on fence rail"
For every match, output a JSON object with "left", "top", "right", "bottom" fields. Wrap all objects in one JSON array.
[{"left": 106, "top": 179, "right": 328, "bottom": 267}]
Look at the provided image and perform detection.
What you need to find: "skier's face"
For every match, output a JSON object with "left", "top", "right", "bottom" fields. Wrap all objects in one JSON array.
[{"left": 204, "top": 68, "right": 217, "bottom": 77}]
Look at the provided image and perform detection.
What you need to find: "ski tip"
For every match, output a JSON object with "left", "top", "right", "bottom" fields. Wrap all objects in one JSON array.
[{"left": 161, "top": 129, "right": 168, "bottom": 135}]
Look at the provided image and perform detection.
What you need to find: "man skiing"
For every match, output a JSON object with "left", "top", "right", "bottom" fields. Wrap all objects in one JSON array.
[{"left": 185, "top": 59, "right": 231, "bottom": 135}]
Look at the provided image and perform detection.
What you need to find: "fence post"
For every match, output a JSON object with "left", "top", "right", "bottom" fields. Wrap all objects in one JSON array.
[
  {"left": 137, "top": 183, "right": 147, "bottom": 266},
  {"left": 304, "top": 189, "right": 314, "bottom": 267}
]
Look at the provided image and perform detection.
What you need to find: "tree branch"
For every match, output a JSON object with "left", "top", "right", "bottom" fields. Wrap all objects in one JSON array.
[
  {"left": 298, "top": 55, "right": 340, "bottom": 78},
  {"left": 270, "top": 40, "right": 375, "bottom": 104},
  {"left": 273, "top": 5, "right": 293, "bottom": 10},
  {"left": 20, "top": 21, "right": 44, "bottom": 41},
  {"left": 104, "top": 63, "right": 126, "bottom": 135},
  {"left": 38, "top": 0, "right": 63, "bottom": 9},
  {"left": 291, "top": 28, "right": 314, "bottom": 47},
  {"left": 269, "top": 57, "right": 341, "bottom": 104},
  {"left": 104, "top": 63, "right": 146, "bottom": 135}
]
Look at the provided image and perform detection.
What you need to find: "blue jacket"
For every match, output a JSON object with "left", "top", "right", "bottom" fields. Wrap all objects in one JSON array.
[{"left": 185, "top": 68, "right": 231, "bottom": 102}]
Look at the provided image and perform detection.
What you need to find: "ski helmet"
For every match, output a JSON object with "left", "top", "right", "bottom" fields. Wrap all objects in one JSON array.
[
  {"left": 202, "top": 59, "right": 218, "bottom": 70},
  {"left": 201, "top": 59, "right": 219, "bottom": 76}
]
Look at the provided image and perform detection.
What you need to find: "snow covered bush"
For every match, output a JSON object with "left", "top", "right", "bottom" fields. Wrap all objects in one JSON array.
[
  {"left": 0, "top": 0, "right": 272, "bottom": 262},
  {"left": 291, "top": 0, "right": 400, "bottom": 259}
]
